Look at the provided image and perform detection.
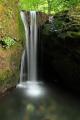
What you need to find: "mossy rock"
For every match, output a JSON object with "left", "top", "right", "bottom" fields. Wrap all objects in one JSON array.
[
  {"left": 68, "top": 4, "right": 80, "bottom": 24},
  {"left": 66, "top": 31, "right": 80, "bottom": 38},
  {"left": 0, "top": 0, "right": 25, "bottom": 94},
  {"left": 40, "top": 5, "right": 80, "bottom": 90},
  {"left": 0, "top": 43, "right": 23, "bottom": 93},
  {"left": 54, "top": 4, "right": 80, "bottom": 33},
  {"left": 0, "top": 0, "right": 20, "bottom": 41}
]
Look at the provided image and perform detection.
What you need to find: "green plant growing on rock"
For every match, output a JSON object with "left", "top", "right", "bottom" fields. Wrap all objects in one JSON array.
[{"left": 1, "top": 37, "right": 16, "bottom": 48}]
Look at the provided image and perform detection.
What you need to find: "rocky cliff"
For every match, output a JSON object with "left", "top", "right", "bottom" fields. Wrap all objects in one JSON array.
[
  {"left": 39, "top": 4, "right": 80, "bottom": 90},
  {"left": 0, "top": 0, "right": 23, "bottom": 94}
]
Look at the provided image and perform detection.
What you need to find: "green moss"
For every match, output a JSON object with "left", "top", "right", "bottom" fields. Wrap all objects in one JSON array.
[
  {"left": 0, "top": 0, "right": 20, "bottom": 41},
  {"left": 66, "top": 32, "right": 80, "bottom": 38},
  {"left": 0, "top": 43, "right": 22, "bottom": 91},
  {"left": 0, "top": 0, "right": 24, "bottom": 93}
]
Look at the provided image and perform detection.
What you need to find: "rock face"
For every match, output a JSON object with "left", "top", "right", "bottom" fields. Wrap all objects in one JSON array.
[
  {"left": 39, "top": 5, "right": 80, "bottom": 90},
  {"left": 0, "top": 44, "right": 22, "bottom": 94},
  {"left": 0, "top": 0, "right": 23, "bottom": 94},
  {"left": 0, "top": 8, "right": 49, "bottom": 94},
  {"left": 0, "top": 0, "right": 20, "bottom": 40},
  {"left": 21, "top": 11, "right": 49, "bottom": 26}
]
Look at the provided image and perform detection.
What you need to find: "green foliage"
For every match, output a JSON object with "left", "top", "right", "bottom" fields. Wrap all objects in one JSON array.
[
  {"left": 2, "top": 37, "right": 16, "bottom": 48},
  {"left": 19, "top": 0, "right": 80, "bottom": 14}
]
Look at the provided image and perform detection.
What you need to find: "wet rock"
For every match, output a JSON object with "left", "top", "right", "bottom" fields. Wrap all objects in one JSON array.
[
  {"left": 0, "top": 44, "right": 22, "bottom": 94},
  {"left": 0, "top": 0, "right": 23, "bottom": 95},
  {"left": 21, "top": 11, "right": 49, "bottom": 26},
  {"left": 39, "top": 5, "right": 80, "bottom": 90}
]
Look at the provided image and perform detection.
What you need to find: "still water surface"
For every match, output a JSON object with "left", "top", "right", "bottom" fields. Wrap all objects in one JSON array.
[{"left": 0, "top": 82, "right": 80, "bottom": 120}]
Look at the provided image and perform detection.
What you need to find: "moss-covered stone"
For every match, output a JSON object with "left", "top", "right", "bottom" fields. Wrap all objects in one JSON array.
[
  {"left": 0, "top": 0, "right": 20, "bottom": 40},
  {"left": 0, "top": 43, "right": 22, "bottom": 93},
  {"left": 0, "top": 0, "right": 24, "bottom": 94},
  {"left": 39, "top": 4, "right": 80, "bottom": 90}
]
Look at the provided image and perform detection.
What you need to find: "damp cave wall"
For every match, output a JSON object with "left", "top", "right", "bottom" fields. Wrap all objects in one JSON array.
[{"left": 38, "top": 5, "right": 80, "bottom": 91}]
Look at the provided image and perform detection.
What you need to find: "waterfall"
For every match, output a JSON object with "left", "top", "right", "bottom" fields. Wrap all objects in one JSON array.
[
  {"left": 17, "top": 11, "right": 46, "bottom": 98},
  {"left": 20, "top": 50, "right": 25, "bottom": 83},
  {"left": 29, "top": 11, "right": 37, "bottom": 81},
  {"left": 20, "top": 11, "right": 37, "bottom": 82}
]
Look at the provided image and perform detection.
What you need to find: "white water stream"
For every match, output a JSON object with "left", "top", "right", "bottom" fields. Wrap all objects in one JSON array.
[{"left": 20, "top": 11, "right": 37, "bottom": 82}]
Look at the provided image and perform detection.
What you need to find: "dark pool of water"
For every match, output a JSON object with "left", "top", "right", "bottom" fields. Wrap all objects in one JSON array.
[{"left": 0, "top": 81, "right": 80, "bottom": 120}]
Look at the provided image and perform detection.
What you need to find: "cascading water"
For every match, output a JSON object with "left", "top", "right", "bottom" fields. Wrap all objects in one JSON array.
[
  {"left": 20, "top": 50, "right": 25, "bottom": 83},
  {"left": 17, "top": 11, "right": 46, "bottom": 97},
  {"left": 29, "top": 11, "right": 37, "bottom": 81},
  {"left": 20, "top": 11, "right": 37, "bottom": 82}
]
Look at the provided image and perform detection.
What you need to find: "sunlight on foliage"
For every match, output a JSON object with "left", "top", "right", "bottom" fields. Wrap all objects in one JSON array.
[{"left": 19, "top": 0, "right": 80, "bottom": 14}]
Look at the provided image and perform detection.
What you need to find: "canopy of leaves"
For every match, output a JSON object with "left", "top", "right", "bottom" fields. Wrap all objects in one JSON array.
[{"left": 19, "top": 0, "right": 80, "bottom": 14}]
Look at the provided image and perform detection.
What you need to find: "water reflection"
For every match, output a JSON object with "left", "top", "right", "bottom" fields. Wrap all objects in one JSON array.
[{"left": 0, "top": 83, "right": 80, "bottom": 120}]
